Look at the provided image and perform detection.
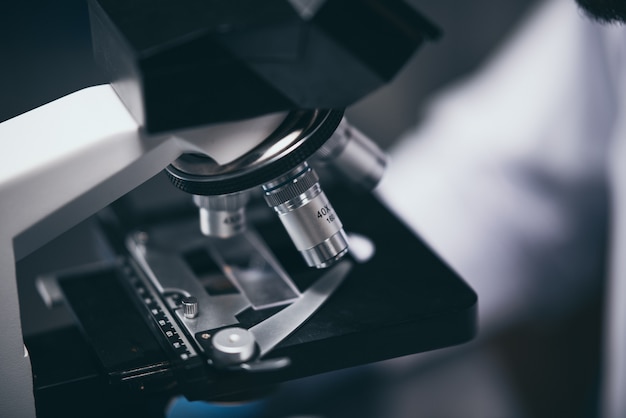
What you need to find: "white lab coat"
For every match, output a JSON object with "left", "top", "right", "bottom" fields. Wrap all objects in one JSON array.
[{"left": 377, "top": 0, "right": 626, "bottom": 416}]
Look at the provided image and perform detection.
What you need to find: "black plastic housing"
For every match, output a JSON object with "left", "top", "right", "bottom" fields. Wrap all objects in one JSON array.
[{"left": 88, "top": 0, "right": 440, "bottom": 133}]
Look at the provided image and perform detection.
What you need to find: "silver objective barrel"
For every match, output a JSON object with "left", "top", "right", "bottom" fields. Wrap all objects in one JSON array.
[
  {"left": 193, "top": 191, "right": 250, "bottom": 238},
  {"left": 263, "top": 163, "right": 348, "bottom": 269},
  {"left": 313, "top": 117, "right": 387, "bottom": 191}
]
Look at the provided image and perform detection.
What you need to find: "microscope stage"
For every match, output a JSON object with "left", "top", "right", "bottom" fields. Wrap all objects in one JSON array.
[{"left": 26, "top": 181, "right": 476, "bottom": 415}]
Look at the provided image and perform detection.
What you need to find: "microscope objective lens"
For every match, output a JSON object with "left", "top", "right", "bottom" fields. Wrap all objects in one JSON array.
[{"left": 263, "top": 163, "right": 348, "bottom": 268}]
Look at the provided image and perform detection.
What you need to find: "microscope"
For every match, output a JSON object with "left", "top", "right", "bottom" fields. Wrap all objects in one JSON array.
[{"left": 0, "top": 1, "right": 477, "bottom": 417}]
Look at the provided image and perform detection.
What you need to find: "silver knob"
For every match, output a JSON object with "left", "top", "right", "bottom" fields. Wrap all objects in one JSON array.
[
  {"left": 211, "top": 327, "right": 256, "bottom": 366},
  {"left": 181, "top": 296, "right": 199, "bottom": 319}
]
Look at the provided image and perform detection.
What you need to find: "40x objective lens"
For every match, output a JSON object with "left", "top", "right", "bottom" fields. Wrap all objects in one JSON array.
[{"left": 263, "top": 163, "right": 348, "bottom": 269}]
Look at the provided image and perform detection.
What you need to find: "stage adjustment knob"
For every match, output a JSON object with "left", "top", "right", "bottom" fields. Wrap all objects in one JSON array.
[
  {"left": 181, "top": 296, "right": 199, "bottom": 319},
  {"left": 211, "top": 327, "right": 256, "bottom": 366}
]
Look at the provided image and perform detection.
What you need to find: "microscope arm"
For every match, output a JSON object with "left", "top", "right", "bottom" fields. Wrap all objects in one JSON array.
[{"left": 0, "top": 84, "right": 181, "bottom": 418}]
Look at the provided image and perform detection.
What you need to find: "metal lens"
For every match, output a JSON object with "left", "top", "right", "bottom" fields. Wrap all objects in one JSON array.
[
  {"left": 193, "top": 191, "right": 250, "bottom": 238},
  {"left": 313, "top": 117, "right": 387, "bottom": 191},
  {"left": 263, "top": 163, "right": 348, "bottom": 268}
]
